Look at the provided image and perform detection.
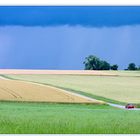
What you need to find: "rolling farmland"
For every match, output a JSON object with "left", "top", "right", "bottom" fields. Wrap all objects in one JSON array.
[
  {"left": 0, "top": 70, "right": 140, "bottom": 134},
  {"left": 4, "top": 70, "right": 140, "bottom": 104}
]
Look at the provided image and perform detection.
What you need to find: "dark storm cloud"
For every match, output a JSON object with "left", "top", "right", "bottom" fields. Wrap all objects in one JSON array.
[{"left": 0, "top": 6, "right": 140, "bottom": 27}]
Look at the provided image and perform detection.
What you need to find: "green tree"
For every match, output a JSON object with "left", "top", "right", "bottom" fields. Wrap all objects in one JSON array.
[
  {"left": 99, "top": 60, "right": 111, "bottom": 70},
  {"left": 83, "top": 55, "right": 111, "bottom": 70},
  {"left": 127, "top": 63, "right": 137, "bottom": 70},
  {"left": 83, "top": 55, "right": 101, "bottom": 70},
  {"left": 111, "top": 64, "right": 118, "bottom": 70}
]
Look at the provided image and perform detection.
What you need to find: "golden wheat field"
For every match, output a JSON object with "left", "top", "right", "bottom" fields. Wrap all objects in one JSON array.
[{"left": 0, "top": 78, "right": 101, "bottom": 103}]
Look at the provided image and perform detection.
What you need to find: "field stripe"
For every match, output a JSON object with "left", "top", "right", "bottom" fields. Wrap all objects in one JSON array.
[{"left": 0, "top": 69, "right": 118, "bottom": 76}]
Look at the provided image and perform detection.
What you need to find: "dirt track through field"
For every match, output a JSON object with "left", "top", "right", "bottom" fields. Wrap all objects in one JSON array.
[{"left": 0, "top": 76, "right": 101, "bottom": 103}]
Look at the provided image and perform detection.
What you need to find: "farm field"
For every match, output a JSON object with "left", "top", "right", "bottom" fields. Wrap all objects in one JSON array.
[
  {"left": 0, "top": 70, "right": 140, "bottom": 134},
  {"left": 0, "top": 101, "right": 140, "bottom": 134},
  {"left": 4, "top": 70, "right": 140, "bottom": 105},
  {"left": 0, "top": 78, "right": 100, "bottom": 103}
]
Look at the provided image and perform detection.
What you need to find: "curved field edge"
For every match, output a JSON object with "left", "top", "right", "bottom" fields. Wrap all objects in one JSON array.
[{"left": 2, "top": 74, "right": 138, "bottom": 107}]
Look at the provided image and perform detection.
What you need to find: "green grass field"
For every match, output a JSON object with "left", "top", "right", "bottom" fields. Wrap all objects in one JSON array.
[
  {"left": 5, "top": 71, "right": 140, "bottom": 105},
  {"left": 0, "top": 101, "right": 140, "bottom": 134}
]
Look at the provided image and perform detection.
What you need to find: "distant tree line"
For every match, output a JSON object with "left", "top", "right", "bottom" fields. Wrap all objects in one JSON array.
[
  {"left": 83, "top": 55, "right": 140, "bottom": 71},
  {"left": 125, "top": 63, "right": 140, "bottom": 71}
]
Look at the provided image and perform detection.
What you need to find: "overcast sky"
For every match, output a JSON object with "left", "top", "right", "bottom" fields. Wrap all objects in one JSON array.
[{"left": 0, "top": 6, "right": 140, "bottom": 69}]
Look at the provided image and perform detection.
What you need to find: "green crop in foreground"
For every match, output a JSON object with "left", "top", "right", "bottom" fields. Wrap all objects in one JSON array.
[
  {"left": 5, "top": 71, "right": 140, "bottom": 104},
  {"left": 0, "top": 101, "right": 140, "bottom": 134}
]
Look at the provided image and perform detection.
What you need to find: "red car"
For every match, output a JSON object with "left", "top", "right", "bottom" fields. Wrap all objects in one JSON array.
[{"left": 125, "top": 104, "right": 134, "bottom": 109}]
